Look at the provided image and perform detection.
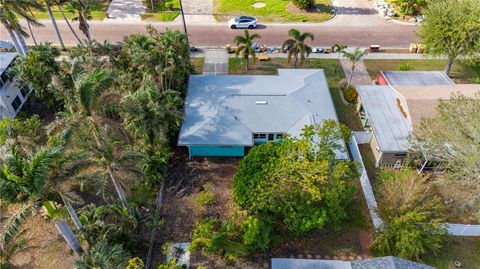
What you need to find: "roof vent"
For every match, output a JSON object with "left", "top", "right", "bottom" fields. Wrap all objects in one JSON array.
[{"left": 255, "top": 100, "right": 268, "bottom": 105}]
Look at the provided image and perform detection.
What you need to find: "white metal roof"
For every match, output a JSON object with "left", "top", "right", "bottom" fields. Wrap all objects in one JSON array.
[
  {"left": 381, "top": 71, "right": 455, "bottom": 86},
  {"left": 357, "top": 85, "right": 411, "bottom": 152},
  {"left": 0, "top": 52, "right": 17, "bottom": 76},
  {"left": 272, "top": 258, "right": 352, "bottom": 269},
  {"left": 178, "top": 69, "right": 347, "bottom": 158}
]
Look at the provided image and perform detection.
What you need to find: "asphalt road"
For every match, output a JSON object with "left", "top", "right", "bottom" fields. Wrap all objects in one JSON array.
[{"left": 0, "top": 0, "right": 418, "bottom": 48}]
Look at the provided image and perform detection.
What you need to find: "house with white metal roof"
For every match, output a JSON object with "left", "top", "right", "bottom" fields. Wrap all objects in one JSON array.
[
  {"left": 0, "top": 52, "right": 31, "bottom": 120},
  {"left": 178, "top": 69, "right": 347, "bottom": 158},
  {"left": 271, "top": 256, "right": 434, "bottom": 269},
  {"left": 356, "top": 82, "right": 480, "bottom": 168}
]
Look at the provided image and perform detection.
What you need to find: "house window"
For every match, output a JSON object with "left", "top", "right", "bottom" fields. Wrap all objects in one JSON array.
[
  {"left": 20, "top": 86, "right": 29, "bottom": 98},
  {"left": 11, "top": 96, "right": 22, "bottom": 112},
  {"left": 253, "top": 134, "right": 259, "bottom": 139},
  {"left": 268, "top": 134, "right": 274, "bottom": 141},
  {"left": 258, "top": 134, "right": 266, "bottom": 139},
  {"left": 275, "top": 133, "right": 283, "bottom": 140},
  {"left": 394, "top": 153, "right": 407, "bottom": 157}
]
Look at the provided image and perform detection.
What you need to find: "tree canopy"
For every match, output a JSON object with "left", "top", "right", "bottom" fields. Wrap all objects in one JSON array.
[
  {"left": 233, "top": 120, "right": 357, "bottom": 235},
  {"left": 419, "top": 0, "right": 480, "bottom": 74}
]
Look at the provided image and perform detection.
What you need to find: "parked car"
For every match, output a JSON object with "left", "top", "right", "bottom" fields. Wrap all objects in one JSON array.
[{"left": 228, "top": 16, "right": 257, "bottom": 29}]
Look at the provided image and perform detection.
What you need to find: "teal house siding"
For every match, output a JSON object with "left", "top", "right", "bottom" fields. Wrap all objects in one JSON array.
[{"left": 189, "top": 146, "right": 245, "bottom": 157}]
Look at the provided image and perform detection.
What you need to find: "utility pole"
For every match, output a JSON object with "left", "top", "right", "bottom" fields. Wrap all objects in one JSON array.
[{"left": 178, "top": 0, "right": 190, "bottom": 47}]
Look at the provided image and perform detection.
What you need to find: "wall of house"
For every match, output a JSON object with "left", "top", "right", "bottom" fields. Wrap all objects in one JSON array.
[
  {"left": 369, "top": 132, "right": 383, "bottom": 167},
  {"left": 0, "top": 81, "right": 27, "bottom": 120},
  {"left": 189, "top": 146, "right": 245, "bottom": 157},
  {"left": 380, "top": 153, "right": 406, "bottom": 168}
]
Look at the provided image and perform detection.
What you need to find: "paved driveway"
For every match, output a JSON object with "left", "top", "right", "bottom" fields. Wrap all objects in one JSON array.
[{"left": 106, "top": 0, "right": 147, "bottom": 21}]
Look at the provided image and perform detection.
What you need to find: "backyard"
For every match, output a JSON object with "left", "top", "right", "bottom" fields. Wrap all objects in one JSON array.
[
  {"left": 228, "top": 58, "right": 363, "bottom": 131},
  {"left": 156, "top": 149, "right": 374, "bottom": 268},
  {"left": 214, "top": 0, "right": 334, "bottom": 22},
  {"left": 364, "top": 59, "right": 480, "bottom": 84}
]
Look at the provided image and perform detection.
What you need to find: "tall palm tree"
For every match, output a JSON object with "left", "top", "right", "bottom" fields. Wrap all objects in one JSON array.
[
  {"left": 333, "top": 43, "right": 347, "bottom": 73},
  {"left": 43, "top": 0, "right": 66, "bottom": 50},
  {"left": 122, "top": 79, "right": 183, "bottom": 151},
  {"left": 0, "top": 205, "right": 32, "bottom": 269},
  {"left": 283, "top": 28, "right": 314, "bottom": 68},
  {"left": 234, "top": 29, "right": 260, "bottom": 70},
  {"left": 65, "top": 0, "right": 92, "bottom": 42},
  {"left": 56, "top": 0, "right": 84, "bottom": 45},
  {"left": 342, "top": 48, "right": 368, "bottom": 88},
  {"left": 52, "top": 61, "right": 140, "bottom": 209},
  {"left": 0, "top": 0, "right": 43, "bottom": 56}
]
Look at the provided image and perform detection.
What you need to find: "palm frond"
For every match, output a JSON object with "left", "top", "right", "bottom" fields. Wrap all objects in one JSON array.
[{"left": 1, "top": 204, "right": 32, "bottom": 248}]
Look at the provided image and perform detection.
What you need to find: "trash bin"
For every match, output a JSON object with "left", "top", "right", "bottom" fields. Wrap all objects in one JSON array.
[{"left": 409, "top": 43, "right": 418, "bottom": 53}]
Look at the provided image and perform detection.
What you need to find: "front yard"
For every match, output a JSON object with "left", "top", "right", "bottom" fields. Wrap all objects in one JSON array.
[
  {"left": 32, "top": 0, "right": 109, "bottom": 20},
  {"left": 214, "top": 0, "right": 334, "bottom": 22},
  {"left": 363, "top": 59, "right": 480, "bottom": 84},
  {"left": 228, "top": 58, "right": 363, "bottom": 131}
]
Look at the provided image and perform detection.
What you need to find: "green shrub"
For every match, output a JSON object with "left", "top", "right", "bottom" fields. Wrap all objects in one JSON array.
[
  {"left": 190, "top": 218, "right": 248, "bottom": 260},
  {"left": 241, "top": 216, "right": 273, "bottom": 251},
  {"left": 342, "top": 87, "right": 359, "bottom": 104},
  {"left": 293, "top": 0, "right": 314, "bottom": 9},
  {"left": 190, "top": 182, "right": 216, "bottom": 211}
]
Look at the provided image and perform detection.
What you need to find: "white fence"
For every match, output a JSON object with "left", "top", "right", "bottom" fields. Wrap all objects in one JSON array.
[{"left": 348, "top": 136, "right": 384, "bottom": 230}]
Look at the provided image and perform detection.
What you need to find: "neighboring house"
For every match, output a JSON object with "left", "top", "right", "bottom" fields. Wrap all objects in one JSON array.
[
  {"left": 357, "top": 81, "right": 480, "bottom": 168},
  {"left": 178, "top": 69, "right": 347, "bottom": 158},
  {"left": 0, "top": 52, "right": 31, "bottom": 120},
  {"left": 376, "top": 71, "right": 455, "bottom": 86},
  {"left": 272, "top": 256, "right": 434, "bottom": 269}
]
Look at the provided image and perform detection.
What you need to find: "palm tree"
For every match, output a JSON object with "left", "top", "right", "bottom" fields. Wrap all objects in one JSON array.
[
  {"left": 333, "top": 44, "right": 347, "bottom": 73},
  {"left": 0, "top": 137, "right": 84, "bottom": 256},
  {"left": 122, "top": 80, "right": 183, "bottom": 151},
  {"left": 56, "top": 0, "right": 84, "bottom": 45},
  {"left": 43, "top": 0, "right": 66, "bottom": 50},
  {"left": 0, "top": 0, "right": 43, "bottom": 56},
  {"left": 74, "top": 240, "right": 130, "bottom": 269},
  {"left": 52, "top": 61, "right": 140, "bottom": 209},
  {"left": 65, "top": 0, "right": 92, "bottom": 42},
  {"left": 283, "top": 28, "right": 314, "bottom": 68},
  {"left": 0, "top": 205, "right": 32, "bottom": 269},
  {"left": 234, "top": 29, "right": 260, "bottom": 70},
  {"left": 342, "top": 48, "right": 368, "bottom": 88}
]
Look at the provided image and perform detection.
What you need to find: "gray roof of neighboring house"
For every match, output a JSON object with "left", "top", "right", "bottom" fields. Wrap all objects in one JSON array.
[
  {"left": 0, "top": 52, "right": 17, "bottom": 76},
  {"left": 381, "top": 71, "right": 455, "bottom": 86},
  {"left": 178, "top": 69, "right": 346, "bottom": 156},
  {"left": 357, "top": 85, "right": 411, "bottom": 152},
  {"left": 351, "top": 256, "right": 435, "bottom": 269},
  {"left": 272, "top": 258, "right": 352, "bottom": 269}
]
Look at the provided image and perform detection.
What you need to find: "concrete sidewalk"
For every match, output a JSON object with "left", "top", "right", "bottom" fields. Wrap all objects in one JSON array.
[{"left": 175, "top": 0, "right": 216, "bottom": 23}]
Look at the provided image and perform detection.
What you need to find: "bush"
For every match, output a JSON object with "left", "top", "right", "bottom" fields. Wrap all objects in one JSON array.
[
  {"left": 241, "top": 216, "right": 273, "bottom": 252},
  {"left": 190, "top": 182, "right": 216, "bottom": 211},
  {"left": 293, "top": 0, "right": 314, "bottom": 9},
  {"left": 190, "top": 218, "right": 248, "bottom": 260},
  {"left": 342, "top": 87, "right": 359, "bottom": 104}
]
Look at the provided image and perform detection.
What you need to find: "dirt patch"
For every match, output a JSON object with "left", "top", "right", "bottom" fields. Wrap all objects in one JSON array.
[{"left": 4, "top": 207, "right": 76, "bottom": 269}]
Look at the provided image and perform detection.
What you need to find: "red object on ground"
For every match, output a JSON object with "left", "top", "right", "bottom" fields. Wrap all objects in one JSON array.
[{"left": 376, "top": 74, "right": 388, "bottom": 85}]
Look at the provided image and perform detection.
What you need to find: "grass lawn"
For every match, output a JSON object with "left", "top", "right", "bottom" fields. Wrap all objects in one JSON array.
[
  {"left": 363, "top": 59, "right": 480, "bottom": 84},
  {"left": 228, "top": 58, "right": 363, "bottom": 131},
  {"left": 423, "top": 236, "right": 480, "bottom": 269},
  {"left": 214, "top": 0, "right": 334, "bottom": 22},
  {"left": 190, "top": 57, "right": 205, "bottom": 74},
  {"left": 141, "top": 0, "right": 180, "bottom": 21},
  {"left": 32, "top": 0, "right": 109, "bottom": 21}
]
